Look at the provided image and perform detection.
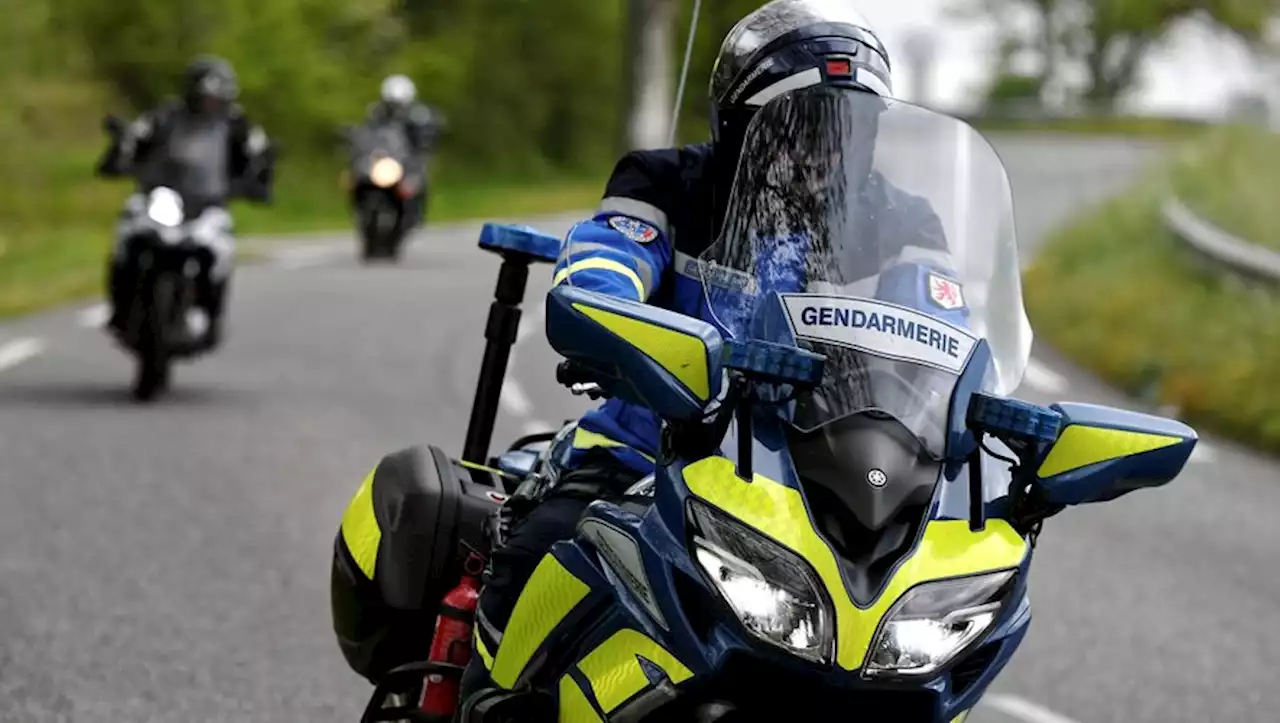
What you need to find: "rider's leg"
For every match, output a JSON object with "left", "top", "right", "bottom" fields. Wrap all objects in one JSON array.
[
  {"left": 461, "top": 493, "right": 595, "bottom": 702},
  {"left": 191, "top": 207, "right": 235, "bottom": 348},
  {"left": 106, "top": 254, "right": 133, "bottom": 334},
  {"left": 107, "top": 196, "right": 145, "bottom": 333},
  {"left": 460, "top": 450, "right": 647, "bottom": 708},
  {"left": 412, "top": 185, "right": 427, "bottom": 227},
  {"left": 199, "top": 272, "right": 230, "bottom": 348}
]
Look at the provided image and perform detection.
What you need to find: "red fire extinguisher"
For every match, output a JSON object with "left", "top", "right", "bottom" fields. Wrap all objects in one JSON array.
[{"left": 419, "top": 552, "right": 486, "bottom": 717}]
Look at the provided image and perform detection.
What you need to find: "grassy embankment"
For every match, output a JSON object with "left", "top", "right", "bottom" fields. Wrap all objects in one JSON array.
[{"left": 1023, "top": 123, "right": 1280, "bottom": 452}]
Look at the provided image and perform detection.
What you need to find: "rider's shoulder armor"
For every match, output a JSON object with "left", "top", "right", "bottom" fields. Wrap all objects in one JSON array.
[
  {"left": 138, "top": 99, "right": 183, "bottom": 137},
  {"left": 407, "top": 103, "right": 434, "bottom": 125},
  {"left": 602, "top": 141, "right": 715, "bottom": 257}
]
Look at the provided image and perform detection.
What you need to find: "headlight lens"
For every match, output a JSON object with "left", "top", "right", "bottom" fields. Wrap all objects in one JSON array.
[
  {"left": 688, "top": 499, "right": 833, "bottom": 663},
  {"left": 146, "top": 188, "right": 184, "bottom": 228},
  {"left": 369, "top": 157, "right": 404, "bottom": 188},
  {"left": 864, "top": 569, "right": 1015, "bottom": 678}
]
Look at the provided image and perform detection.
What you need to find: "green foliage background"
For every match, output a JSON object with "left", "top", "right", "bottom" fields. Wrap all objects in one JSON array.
[
  {"left": 0, "top": 0, "right": 768, "bottom": 315},
  {"left": 2, "top": 0, "right": 779, "bottom": 180}
]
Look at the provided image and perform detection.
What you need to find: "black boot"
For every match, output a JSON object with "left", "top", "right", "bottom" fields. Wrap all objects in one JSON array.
[
  {"left": 105, "top": 257, "right": 133, "bottom": 336},
  {"left": 197, "top": 276, "right": 229, "bottom": 351}
]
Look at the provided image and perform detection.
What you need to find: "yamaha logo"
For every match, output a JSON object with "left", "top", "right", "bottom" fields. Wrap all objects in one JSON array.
[{"left": 867, "top": 469, "right": 887, "bottom": 488}]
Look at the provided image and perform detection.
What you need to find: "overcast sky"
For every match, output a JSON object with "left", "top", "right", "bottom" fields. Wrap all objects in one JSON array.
[{"left": 855, "top": 0, "right": 1272, "bottom": 117}]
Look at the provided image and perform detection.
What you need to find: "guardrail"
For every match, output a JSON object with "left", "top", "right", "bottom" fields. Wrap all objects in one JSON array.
[{"left": 1161, "top": 197, "right": 1280, "bottom": 283}]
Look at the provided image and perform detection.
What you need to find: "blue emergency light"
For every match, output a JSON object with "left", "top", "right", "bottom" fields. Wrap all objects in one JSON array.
[
  {"left": 478, "top": 223, "right": 562, "bottom": 264},
  {"left": 967, "top": 392, "right": 1063, "bottom": 444},
  {"left": 722, "top": 338, "right": 826, "bottom": 388}
]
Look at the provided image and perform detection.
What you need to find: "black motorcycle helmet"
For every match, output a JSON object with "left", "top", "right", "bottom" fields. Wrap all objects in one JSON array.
[
  {"left": 709, "top": 0, "right": 893, "bottom": 230},
  {"left": 182, "top": 55, "right": 240, "bottom": 115}
]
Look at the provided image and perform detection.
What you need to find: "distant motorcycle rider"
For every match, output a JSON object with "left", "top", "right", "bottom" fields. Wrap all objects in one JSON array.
[
  {"left": 97, "top": 55, "right": 275, "bottom": 350},
  {"left": 457, "top": 0, "right": 948, "bottom": 710},
  {"left": 360, "top": 74, "right": 446, "bottom": 229},
  {"left": 367, "top": 74, "right": 446, "bottom": 155}
]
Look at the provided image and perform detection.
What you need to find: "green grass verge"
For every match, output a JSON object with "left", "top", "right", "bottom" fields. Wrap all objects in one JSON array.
[
  {"left": 1169, "top": 124, "right": 1280, "bottom": 250},
  {"left": 0, "top": 149, "right": 602, "bottom": 319},
  {"left": 1023, "top": 137, "right": 1280, "bottom": 453}
]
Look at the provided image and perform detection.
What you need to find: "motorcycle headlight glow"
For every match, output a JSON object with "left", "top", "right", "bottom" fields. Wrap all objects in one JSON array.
[
  {"left": 146, "top": 188, "right": 184, "bottom": 228},
  {"left": 864, "top": 569, "right": 1016, "bottom": 678},
  {"left": 369, "top": 157, "right": 404, "bottom": 188},
  {"left": 688, "top": 499, "right": 833, "bottom": 664}
]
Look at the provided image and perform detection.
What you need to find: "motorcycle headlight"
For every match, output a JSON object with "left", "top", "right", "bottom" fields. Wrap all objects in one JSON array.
[
  {"left": 369, "top": 157, "right": 404, "bottom": 188},
  {"left": 146, "top": 188, "right": 184, "bottom": 228},
  {"left": 864, "top": 569, "right": 1016, "bottom": 678},
  {"left": 688, "top": 499, "right": 833, "bottom": 664}
]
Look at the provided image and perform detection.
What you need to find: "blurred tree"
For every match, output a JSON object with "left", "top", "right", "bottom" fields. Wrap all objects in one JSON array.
[
  {"left": 982, "top": 32, "right": 1046, "bottom": 114},
  {"left": 624, "top": 0, "right": 676, "bottom": 151},
  {"left": 671, "top": 0, "right": 762, "bottom": 143},
  {"left": 19, "top": 0, "right": 628, "bottom": 176},
  {"left": 3, "top": 0, "right": 810, "bottom": 179},
  {"left": 966, "top": 0, "right": 1280, "bottom": 110},
  {"left": 1069, "top": 0, "right": 1280, "bottom": 106},
  {"left": 954, "top": 0, "right": 1060, "bottom": 102}
]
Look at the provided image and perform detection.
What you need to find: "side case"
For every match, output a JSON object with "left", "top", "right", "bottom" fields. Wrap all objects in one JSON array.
[{"left": 330, "top": 444, "right": 506, "bottom": 683}]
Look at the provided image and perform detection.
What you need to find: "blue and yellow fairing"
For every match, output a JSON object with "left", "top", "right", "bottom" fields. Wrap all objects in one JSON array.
[
  {"left": 478, "top": 282, "right": 1195, "bottom": 722},
  {"left": 472, "top": 437, "right": 1031, "bottom": 721}
]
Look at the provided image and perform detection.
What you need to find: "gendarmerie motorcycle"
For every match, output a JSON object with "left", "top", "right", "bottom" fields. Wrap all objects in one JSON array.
[
  {"left": 342, "top": 121, "right": 427, "bottom": 262},
  {"left": 331, "top": 88, "right": 1199, "bottom": 723}
]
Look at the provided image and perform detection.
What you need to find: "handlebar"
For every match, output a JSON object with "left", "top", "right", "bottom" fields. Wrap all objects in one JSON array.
[
  {"left": 556, "top": 361, "right": 608, "bottom": 400},
  {"left": 555, "top": 360, "right": 592, "bottom": 387},
  {"left": 102, "top": 114, "right": 126, "bottom": 137}
]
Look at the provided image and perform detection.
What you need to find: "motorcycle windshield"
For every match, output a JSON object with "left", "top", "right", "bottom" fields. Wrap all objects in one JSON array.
[
  {"left": 350, "top": 121, "right": 414, "bottom": 163},
  {"left": 700, "top": 86, "right": 1031, "bottom": 459}
]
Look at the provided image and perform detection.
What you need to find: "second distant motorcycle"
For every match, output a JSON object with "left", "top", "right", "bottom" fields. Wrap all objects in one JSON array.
[
  {"left": 342, "top": 121, "right": 422, "bottom": 262},
  {"left": 342, "top": 75, "right": 447, "bottom": 263}
]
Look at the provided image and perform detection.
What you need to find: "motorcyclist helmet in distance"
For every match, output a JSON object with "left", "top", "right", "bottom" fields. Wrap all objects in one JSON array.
[
  {"left": 380, "top": 74, "right": 418, "bottom": 112},
  {"left": 183, "top": 55, "right": 240, "bottom": 115}
]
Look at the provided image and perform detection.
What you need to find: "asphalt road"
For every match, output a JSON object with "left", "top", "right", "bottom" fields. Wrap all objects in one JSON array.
[{"left": 0, "top": 133, "right": 1276, "bottom": 723}]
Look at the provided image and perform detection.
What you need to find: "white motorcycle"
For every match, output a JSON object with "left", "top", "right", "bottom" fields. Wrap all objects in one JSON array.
[{"left": 112, "top": 185, "right": 221, "bottom": 401}]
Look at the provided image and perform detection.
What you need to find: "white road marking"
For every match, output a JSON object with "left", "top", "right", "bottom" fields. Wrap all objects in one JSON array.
[
  {"left": 522, "top": 420, "right": 555, "bottom": 437},
  {"left": 271, "top": 244, "right": 348, "bottom": 270},
  {"left": 499, "top": 379, "right": 533, "bottom": 417},
  {"left": 516, "top": 300, "right": 546, "bottom": 344},
  {"left": 78, "top": 303, "right": 110, "bottom": 328},
  {"left": 1023, "top": 358, "right": 1069, "bottom": 394},
  {"left": 0, "top": 337, "right": 46, "bottom": 372},
  {"left": 276, "top": 256, "right": 329, "bottom": 271},
  {"left": 497, "top": 300, "right": 548, "bottom": 425},
  {"left": 1189, "top": 440, "right": 1218, "bottom": 464},
  {"left": 983, "top": 694, "right": 1082, "bottom": 723},
  {"left": 275, "top": 252, "right": 345, "bottom": 270}
]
